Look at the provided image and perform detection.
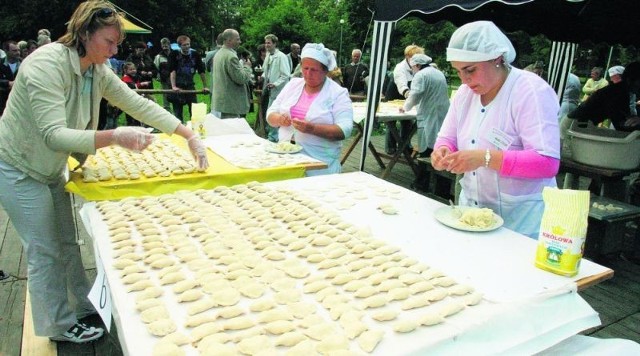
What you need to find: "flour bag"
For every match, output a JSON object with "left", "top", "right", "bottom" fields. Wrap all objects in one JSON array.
[{"left": 535, "top": 187, "right": 590, "bottom": 277}]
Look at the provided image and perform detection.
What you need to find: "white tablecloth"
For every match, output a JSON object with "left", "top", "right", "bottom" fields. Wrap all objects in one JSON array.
[
  {"left": 352, "top": 101, "right": 416, "bottom": 124},
  {"left": 80, "top": 172, "right": 611, "bottom": 355},
  {"left": 203, "top": 134, "right": 323, "bottom": 169}
]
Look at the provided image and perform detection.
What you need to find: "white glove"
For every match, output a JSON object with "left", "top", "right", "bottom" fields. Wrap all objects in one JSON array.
[
  {"left": 112, "top": 127, "right": 154, "bottom": 152},
  {"left": 187, "top": 136, "right": 209, "bottom": 171}
]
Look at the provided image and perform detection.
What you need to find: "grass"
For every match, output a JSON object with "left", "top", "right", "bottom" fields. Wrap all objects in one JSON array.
[{"left": 116, "top": 74, "right": 258, "bottom": 127}]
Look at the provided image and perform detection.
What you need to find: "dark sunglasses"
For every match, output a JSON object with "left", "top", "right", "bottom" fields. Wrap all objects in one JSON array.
[{"left": 93, "top": 8, "right": 115, "bottom": 20}]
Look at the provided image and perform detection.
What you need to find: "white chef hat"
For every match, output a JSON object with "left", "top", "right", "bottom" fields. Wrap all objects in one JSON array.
[
  {"left": 410, "top": 53, "right": 432, "bottom": 66},
  {"left": 301, "top": 43, "right": 337, "bottom": 71},
  {"left": 446, "top": 21, "right": 516, "bottom": 64},
  {"left": 608, "top": 65, "right": 625, "bottom": 77}
]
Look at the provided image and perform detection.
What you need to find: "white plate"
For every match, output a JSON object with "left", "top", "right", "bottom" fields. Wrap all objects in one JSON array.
[
  {"left": 434, "top": 205, "right": 504, "bottom": 232},
  {"left": 265, "top": 144, "right": 303, "bottom": 154}
]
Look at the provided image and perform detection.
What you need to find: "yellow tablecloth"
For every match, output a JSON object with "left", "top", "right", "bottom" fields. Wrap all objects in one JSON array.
[{"left": 65, "top": 134, "right": 307, "bottom": 201}]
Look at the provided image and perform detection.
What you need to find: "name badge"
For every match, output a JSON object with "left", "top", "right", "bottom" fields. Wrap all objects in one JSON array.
[{"left": 488, "top": 128, "right": 512, "bottom": 150}]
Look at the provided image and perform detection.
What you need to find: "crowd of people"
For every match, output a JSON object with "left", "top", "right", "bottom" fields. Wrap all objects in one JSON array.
[
  {"left": 0, "top": 30, "right": 51, "bottom": 114},
  {"left": 2, "top": 0, "right": 640, "bottom": 346}
]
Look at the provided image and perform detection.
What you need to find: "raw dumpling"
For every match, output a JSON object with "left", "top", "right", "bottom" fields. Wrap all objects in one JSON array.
[
  {"left": 151, "top": 341, "right": 184, "bottom": 356},
  {"left": 274, "top": 331, "right": 307, "bottom": 347},
  {"left": 147, "top": 318, "right": 177, "bottom": 337},
  {"left": 237, "top": 335, "right": 272, "bottom": 356},
  {"left": 357, "top": 329, "right": 385, "bottom": 353},
  {"left": 223, "top": 316, "right": 255, "bottom": 330},
  {"left": 264, "top": 320, "right": 296, "bottom": 335},
  {"left": 176, "top": 289, "right": 203, "bottom": 303},
  {"left": 141, "top": 305, "right": 170, "bottom": 324},
  {"left": 393, "top": 319, "right": 419, "bottom": 333},
  {"left": 371, "top": 309, "right": 399, "bottom": 322}
]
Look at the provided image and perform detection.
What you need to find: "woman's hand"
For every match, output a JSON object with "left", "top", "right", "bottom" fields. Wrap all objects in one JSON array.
[
  {"left": 187, "top": 136, "right": 210, "bottom": 171},
  {"left": 430, "top": 146, "right": 451, "bottom": 171},
  {"left": 440, "top": 149, "right": 485, "bottom": 174},
  {"left": 291, "top": 118, "right": 314, "bottom": 134},
  {"left": 111, "top": 127, "right": 155, "bottom": 152},
  {"left": 270, "top": 113, "right": 292, "bottom": 127}
]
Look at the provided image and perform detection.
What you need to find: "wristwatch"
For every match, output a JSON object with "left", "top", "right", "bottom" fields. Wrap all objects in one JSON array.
[{"left": 484, "top": 149, "right": 491, "bottom": 168}]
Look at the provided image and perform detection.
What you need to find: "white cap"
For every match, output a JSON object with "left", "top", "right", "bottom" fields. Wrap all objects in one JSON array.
[
  {"left": 608, "top": 65, "right": 625, "bottom": 76},
  {"left": 446, "top": 21, "right": 516, "bottom": 64},
  {"left": 301, "top": 43, "right": 337, "bottom": 71},
  {"left": 410, "top": 53, "right": 432, "bottom": 66}
]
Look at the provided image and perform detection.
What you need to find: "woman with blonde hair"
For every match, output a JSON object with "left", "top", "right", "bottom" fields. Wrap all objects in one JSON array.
[{"left": 0, "top": 0, "right": 208, "bottom": 343}]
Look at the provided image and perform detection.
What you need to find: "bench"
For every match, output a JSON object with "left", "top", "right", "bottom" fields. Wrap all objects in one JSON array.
[
  {"left": 585, "top": 195, "right": 640, "bottom": 259},
  {"left": 22, "top": 289, "right": 57, "bottom": 356}
]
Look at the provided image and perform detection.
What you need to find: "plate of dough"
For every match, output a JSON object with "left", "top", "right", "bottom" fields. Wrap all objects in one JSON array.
[
  {"left": 434, "top": 205, "right": 503, "bottom": 232},
  {"left": 265, "top": 142, "right": 303, "bottom": 154}
]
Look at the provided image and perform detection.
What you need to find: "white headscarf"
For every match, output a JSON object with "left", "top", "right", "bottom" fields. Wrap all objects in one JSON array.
[
  {"left": 301, "top": 43, "right": 337, "bottom": 71},
  {"left": 409, "top": 53, "right": 433, "bottom": 66},
  {"left": 608, "top": 65, "right": 625, "bottom": 77},
  {"left": 446, "top": 21, "right": 516, "bottom": 64}
]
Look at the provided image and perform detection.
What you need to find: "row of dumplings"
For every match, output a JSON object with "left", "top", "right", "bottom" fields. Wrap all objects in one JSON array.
[
  {"left": 81, "top": 138, "right": 203, "bottom": 182},
  {"left": 95, "top": 181, "right": 483, "bottom": 354}
]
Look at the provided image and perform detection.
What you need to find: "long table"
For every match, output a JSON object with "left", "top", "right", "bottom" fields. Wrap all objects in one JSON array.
[
  {"left": 80, "top": 172, "right": 612, "bottom": 355},
  {"left": 342, "top": 101, "right": 418, "bottom": 179},
  {"left": 66, "top": 134, "right": 326, "bottom": 201}
]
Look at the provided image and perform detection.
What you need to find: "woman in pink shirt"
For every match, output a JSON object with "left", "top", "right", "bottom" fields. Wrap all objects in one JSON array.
[{"left": 431, "top": 21, "right": 560, "bottom": 239}]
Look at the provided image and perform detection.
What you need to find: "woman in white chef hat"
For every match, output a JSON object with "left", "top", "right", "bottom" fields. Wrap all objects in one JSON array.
[
  {"left": 431, "top": 21, "right": 560, "bottom": 239},
  {"left": 267, "top": 43, "right": 353, "bottom": 176}
]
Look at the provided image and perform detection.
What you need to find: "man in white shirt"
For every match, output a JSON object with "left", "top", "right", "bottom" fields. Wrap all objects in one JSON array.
[{"left": 262, "top": 34, "right": 291, "bottom": 142}]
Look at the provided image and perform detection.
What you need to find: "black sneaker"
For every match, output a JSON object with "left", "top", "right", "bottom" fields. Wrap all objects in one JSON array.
[{"left": 50, "top": 322, "right": 104, "bottom": 343}]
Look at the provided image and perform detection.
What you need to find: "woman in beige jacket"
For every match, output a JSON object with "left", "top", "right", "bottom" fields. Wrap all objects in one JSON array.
[{"left": 0, "top": 0, "right": 208, "bottom": 343}]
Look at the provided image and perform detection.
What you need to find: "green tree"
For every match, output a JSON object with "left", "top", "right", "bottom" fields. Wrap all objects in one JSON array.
[
  {"left": 240, "top": 0, "right": 313, "bottom": 55},
  {"left": 395, "top": 19, "right": 456, "bottom": 70}
]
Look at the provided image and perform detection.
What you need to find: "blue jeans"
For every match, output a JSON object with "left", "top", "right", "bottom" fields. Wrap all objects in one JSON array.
[{"left": 0, "top": 159, "right": 94, "bottom": 336}]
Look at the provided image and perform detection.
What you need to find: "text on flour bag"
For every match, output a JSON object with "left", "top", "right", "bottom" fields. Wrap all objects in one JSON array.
[{"left": 535, "top": 187, "right": 590, "bottom": 277}]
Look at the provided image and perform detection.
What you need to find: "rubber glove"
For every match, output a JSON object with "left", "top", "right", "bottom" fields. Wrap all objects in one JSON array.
[
  {"left": 187, "top": 135, "right": 209, "bottom": 171},
  {"left": 112, "top": 127, "right": 155, "bottom": 152}
]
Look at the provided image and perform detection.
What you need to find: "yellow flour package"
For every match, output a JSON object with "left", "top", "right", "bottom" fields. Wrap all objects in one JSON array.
[{"left": 535, "top": 187, "right": 590, "bottom": 277}]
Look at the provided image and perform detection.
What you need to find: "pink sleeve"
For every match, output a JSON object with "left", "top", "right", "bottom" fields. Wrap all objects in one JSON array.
[
  {"left": 433, "top": 140, "right": 457, "bottom": 153},
  {"left": 500, "top": 149, "right": 560, "bottom": 178}
]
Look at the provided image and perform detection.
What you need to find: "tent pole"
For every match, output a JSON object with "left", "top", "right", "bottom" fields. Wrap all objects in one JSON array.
[
  {"left": 604, "top": 46, "right": 613, "bottom": 80},
  {"left": 108, "top": 1, "right": 154, "bottom": 30}
]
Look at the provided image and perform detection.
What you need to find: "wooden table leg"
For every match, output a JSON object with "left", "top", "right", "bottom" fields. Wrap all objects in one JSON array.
[
  {"left": 368, "top": 142, "right": 386, "bottom": 169},
  {"left": 341, "top": 122, "right": 363, "bottom": 165},
  {"left": 381, "top": 123, "right": 417, "bottom": 179},
  {"left": 340, "top": 122, "right": 386, "bottom": 169}
]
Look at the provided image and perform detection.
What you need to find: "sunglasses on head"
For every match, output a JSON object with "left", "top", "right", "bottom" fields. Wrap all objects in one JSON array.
[{"left": 93, "top": 8, "right": 115, "bottom": 20}]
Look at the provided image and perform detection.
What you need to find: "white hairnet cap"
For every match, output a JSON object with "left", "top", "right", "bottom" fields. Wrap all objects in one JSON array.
[
  {"left": 608, "top": 65, "right": 625, "bottom": 76},
  {"left": 446, "top": 21, "right": 516, "bottom": 64},
  {"left": 410, "top": 53, "right": 432, "bottom": 66},
  {"left": 301, "top": 43, "right": 337, "bottom": 71}
]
